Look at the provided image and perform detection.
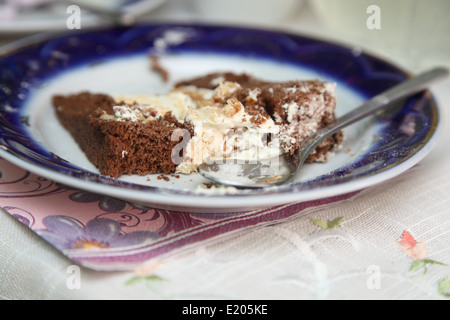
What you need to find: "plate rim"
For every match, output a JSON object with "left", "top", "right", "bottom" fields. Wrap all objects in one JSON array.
[{"left": 0, "top": 23, "right": 442, "bottom": 212}]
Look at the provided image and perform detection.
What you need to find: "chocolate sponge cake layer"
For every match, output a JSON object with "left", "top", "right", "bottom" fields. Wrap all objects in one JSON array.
[{"left": 53, "top": 93, "right": 193, "bottom": 178}]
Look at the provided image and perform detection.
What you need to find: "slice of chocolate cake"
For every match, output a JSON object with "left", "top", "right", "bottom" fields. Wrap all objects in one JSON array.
[
  {"left": 52, "top": 92, "right": 194, "bottom": 178},
  {"left": 52, "top": 73, "right": 343, "bottom": 178}
]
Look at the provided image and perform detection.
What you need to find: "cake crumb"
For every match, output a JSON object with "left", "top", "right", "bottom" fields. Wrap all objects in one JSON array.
[
  {"left": 157, "top": 174, "right": 170, "bottom": 182},
  {"left": 150, "top": 55, "right": 169, "bottom": 82}
]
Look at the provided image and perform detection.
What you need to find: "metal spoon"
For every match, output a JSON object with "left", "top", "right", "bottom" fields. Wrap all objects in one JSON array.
[{"left": 198, "top": 67, "right": 449, "bottom": 189}]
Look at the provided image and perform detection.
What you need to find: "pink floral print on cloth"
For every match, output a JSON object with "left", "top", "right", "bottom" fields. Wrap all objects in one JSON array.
[{"left": 397, "top": 230, "right": 449, "bottom": 297}]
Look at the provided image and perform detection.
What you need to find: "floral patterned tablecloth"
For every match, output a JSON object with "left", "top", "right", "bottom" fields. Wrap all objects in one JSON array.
[
  {"left": 1, "top": 129, "right": 449, "bottom": 300},
  {"left": 1, "top": 0, "right": 450, "bottom": 301}
]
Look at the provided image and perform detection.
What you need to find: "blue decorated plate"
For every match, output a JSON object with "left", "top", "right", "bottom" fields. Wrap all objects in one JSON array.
[{"left": 0, "top": 24, "right": 441, "bottom": 212}]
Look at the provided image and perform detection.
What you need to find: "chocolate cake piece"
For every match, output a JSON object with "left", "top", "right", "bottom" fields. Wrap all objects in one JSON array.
[
  {"left": 176, "top": 73, "right": 343, "bottom": 162},
  {"left": 52, "top": 72, "right": 343, "bottom": 178},
  {"left": 53, "top": 92, "right": 193, "bottom": 178}
]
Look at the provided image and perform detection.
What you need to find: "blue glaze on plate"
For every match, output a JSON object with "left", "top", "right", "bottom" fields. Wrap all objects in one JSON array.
[{"left": 0, "top": 24, "right": 441, "bottom": 209}]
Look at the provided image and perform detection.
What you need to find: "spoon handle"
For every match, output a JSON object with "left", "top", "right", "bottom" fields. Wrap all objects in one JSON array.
[
  {"left": 297, "top": 67, "right": 449, "bottom": 165},
  {"left": 325, "top": 67, "right": 449, "bottom": 135}
]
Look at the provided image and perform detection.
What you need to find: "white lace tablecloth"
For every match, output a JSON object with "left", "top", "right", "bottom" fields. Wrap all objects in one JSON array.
[{"left": 1, "top": 0, "right": 449, "bottom": 300}]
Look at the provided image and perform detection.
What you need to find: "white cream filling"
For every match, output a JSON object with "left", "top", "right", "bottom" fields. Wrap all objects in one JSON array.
[
  {"left": 109, "top": 92, "right": 193, "bottom": 122},
  {"left": 178, "top": 97, "right": 282, "bottom": 174},
  {"left": 101, "top": 80, "right": 336, "bottom": 174}
]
